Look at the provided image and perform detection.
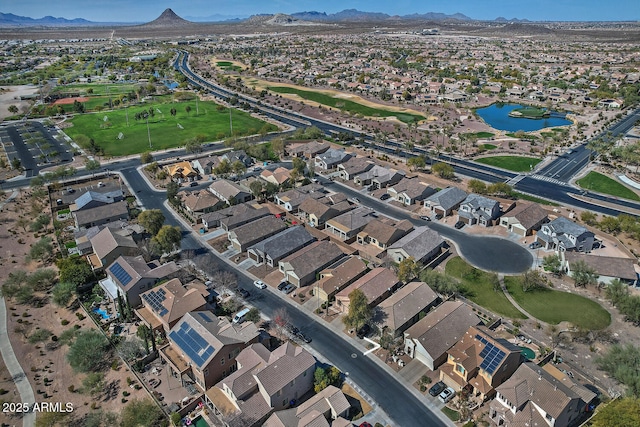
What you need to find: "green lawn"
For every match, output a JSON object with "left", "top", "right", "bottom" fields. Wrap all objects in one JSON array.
[
  {"left": 482, "top": 144, "right": 497, "bottom": 150},
  {"left": 445, "top": 257, "right": 527, "bottom": 319},
  {"left": 268, "top": 86, "right": 425, "bottom": 124},
  {"left": 504, "top": 276, "right": 611, "bottom": 330},
  {"left": 65, "top": 99, "right": 276, "bottom": 156},
  {"left": 463, "top": 132, "right": 494, "bottom": 139},
  {"left": 441, "top": 407, "right": 460, "bottom": 422},
  {"left": 216, "top": 61, "right": 242, "bottom": 71},
  {"left": 475, "top": 156, "right": 542, "bottom": 172},
  {"left": 576, "top": 171, "right": 640, "bottom": 201}
]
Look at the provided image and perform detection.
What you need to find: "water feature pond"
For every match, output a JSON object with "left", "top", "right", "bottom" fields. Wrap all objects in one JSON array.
[{"left": 476, "top": 103, "right": 572, "bottom": 132}]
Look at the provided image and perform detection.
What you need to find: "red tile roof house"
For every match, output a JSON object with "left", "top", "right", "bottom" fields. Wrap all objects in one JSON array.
[
  {"left": 160, "top": 311, "right": 260, "bottom": 392},
  {"left": 489, "top": 362, "right": 596, "bottom": 427},
  {"left": 335, "top": 267, "right": 399, "bottom": 314},
  {"left": 98, "top": 255, "right": 180, "bottom": 307},
  {"left": 227, "top": 215, "right": 288, "bottom": 252},
  {"left": 263, "top": 385, "right": 351, "bottom": 427},
  {"left": 440, "top": 325, "right": 523, "bottom": 401},
  {"left": 378, "top": 281, "right": 441, "bottom": 337},
  {"left": 278, "top": 240, "right": 346, "bottom": 288},
  {"left": 204, "top": 342, "right": 316, "bottom": 427},
  {"left": 403, "top": 301, "right": 481, "bottom": 371},
  {"left": 134, "top": 277, "right": 208, "bottom": 335}
]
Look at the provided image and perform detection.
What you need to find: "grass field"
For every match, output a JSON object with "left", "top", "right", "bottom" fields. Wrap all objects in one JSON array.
[
  {"left": 216, "top": 61, "right": 242, "bottom": 71},
  {"left": 504, "top": 276, "right": 611, "bottom": 330},
  {"left": 576, "top": 171, "right": 640, "bottom": 201},
  {"left": 445, "top": 257, "right": 527, "bottom": 319},
  {"left": 65, "top": 99, "right": 276, "bottom": 156},
  {"left": 268, "top": 86, "right": 425, "bottom": 124},
  {"left": 482, "top": 144, "right": 497, "bottom": 150},
  {"left": 510, "top": 107, "right": 549, "bottom": 118},
  {"left": 475, "top": 156, "right": 542, "bottom": 172},
  {"left": 463, "top": 132, "right": 494, "bottom": 139}
]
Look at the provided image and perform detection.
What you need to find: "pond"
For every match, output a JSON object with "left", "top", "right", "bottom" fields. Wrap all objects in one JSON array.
[{"left": 476, "top": 103, "right": 572, "bottom": 132}]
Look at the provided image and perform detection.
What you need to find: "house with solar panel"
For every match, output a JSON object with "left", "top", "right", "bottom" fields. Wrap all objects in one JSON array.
[
  {"left": 161, "top": 311, "right": 260, "bottom": 391},
  {"left": 98, "top": 255, "right": 180, "bottom": 307},
  {"left": 440, "top": 325, "right": 523, "bottom": 402},
  {"left": 135, "top": 278, "right": 209, "bottom": 335}
]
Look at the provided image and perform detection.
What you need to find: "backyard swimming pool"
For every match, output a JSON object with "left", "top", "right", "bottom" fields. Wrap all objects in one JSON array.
[{"left": 92, "top": 307, "right": 111, "bottom": 320}]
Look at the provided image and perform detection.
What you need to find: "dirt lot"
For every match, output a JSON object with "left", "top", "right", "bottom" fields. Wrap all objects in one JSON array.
[
  {"left": 0, "top": 188, "right": 149, "bottom": 426},
  {"left": 0, "top": 86, "right": 38, "bottom": 120}
]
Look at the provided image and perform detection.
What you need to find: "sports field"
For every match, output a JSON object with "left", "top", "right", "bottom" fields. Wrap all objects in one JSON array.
[{"left": 65, "top": 99, "right": 276, "bottom": 156}]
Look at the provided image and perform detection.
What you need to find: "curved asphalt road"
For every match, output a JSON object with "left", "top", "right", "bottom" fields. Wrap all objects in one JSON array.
[{"left": 121, "top": 167, "right": 449, "bottom": 427}]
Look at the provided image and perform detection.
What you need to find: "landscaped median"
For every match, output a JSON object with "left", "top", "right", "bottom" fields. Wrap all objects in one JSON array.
[
  {"left": 445, "top": 257, "right": 527, "bottom": 319},
  {"left": 576, "top": 171, "right": 640, "bottom": 201},
  {"left": 475, "top": 155, "right": 542, "bottom": 172},
  {"left": 504, "top": 276, "right": 611, "bottom": 330}
]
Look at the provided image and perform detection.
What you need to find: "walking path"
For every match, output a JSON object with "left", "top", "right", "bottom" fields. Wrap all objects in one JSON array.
[
  {"left": 498, "top": 274, "right": 537, "bottom": 320},
  {"left": 0, "top": 297, "right": 36, "bottom": 427}
]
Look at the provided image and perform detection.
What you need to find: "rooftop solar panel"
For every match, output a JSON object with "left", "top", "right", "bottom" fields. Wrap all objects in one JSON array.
[
  {"left": 198, "top": 312, "right": 213, "bottom": 323},
  {"left": 109, "top": 262, "right": 133, "bottom": 285},
  {"left": 170, "top": 322, "right": 215, "bottom": 368}
]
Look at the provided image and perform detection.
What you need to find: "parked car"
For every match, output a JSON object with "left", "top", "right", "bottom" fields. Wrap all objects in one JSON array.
[
  {"left": 429, "top": 381, "right": 446, "bottom": 397},
  {"left": 282, "top": 284, "right": 295, "bottom": 294},
  {"left": 438, "top": 387, "right": 456, "bottom": 403},
  {"left": 349, "top": 197, "right": 361, "bottom": 204},
  {"left": 434, "top": 213, "right": 443, "bottom": 220},
  {"left": 296, "top": 331, "right": 312, "bottom": 343},
  {"left": 277, "top": 281, "right": 288, "bottom": 291},
  {"left": 454, "top": 221, "right": 465, "bottom": 229},
  {"left": 420, "top": 215, "right": 431, "bottom": 221},
  {"left": 356, "top": 324, "right": 371, "bottom": 339},
  {"left": 253, "top": 280, "right": 267, "bottom": 289},
  {"left": 380, "top": 194, "right": 390, "bottom": 200},
  {"left": 286, "top": 324, "right": 299, "bottom": 335},
  {"left": 238, "top": 288, "right": 250, "bottom": 298},
  {"left": 528, "top": 241, "right": 541, "bottom": 249},
  {"left": 189, "top": 181, "right": 198, "bottom": 187}
]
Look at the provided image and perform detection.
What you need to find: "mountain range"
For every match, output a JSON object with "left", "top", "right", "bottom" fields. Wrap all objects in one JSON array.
[{"left": 0, "top": 8, "right": 522, "bottom": 27}]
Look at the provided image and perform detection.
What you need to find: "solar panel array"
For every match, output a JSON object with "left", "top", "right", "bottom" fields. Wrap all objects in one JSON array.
[
  {"left": 109, "top": 262, "right": 132, "bottom": 285},
  {"left": 169, "top": 322, "right": 215, "bottom": 368},
  {"left": 142, "top": 288, "right": 168, "bottom": 317},
  {"left": 477, "top": 334, "right": 506, "bottom": 374}
]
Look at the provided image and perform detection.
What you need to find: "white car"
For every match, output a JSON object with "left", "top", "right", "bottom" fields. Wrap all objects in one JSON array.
[
  {"left": 253, "top": 280, "right": 267, "bottom": 289},
  {"left": 438, "top": 387, "right": 455, "bottom": 403}
]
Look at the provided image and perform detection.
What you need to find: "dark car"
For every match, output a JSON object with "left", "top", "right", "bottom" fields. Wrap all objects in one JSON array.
[
  {"left": 189, "top": 181, "right": 198, "bottom": 187},
  {"left": 296, "top": 331, "right": 312, "bottom": 343},
  {"left": 454, "top": 221, "right": 465, "bottom": 229},
  {"left": 429, "top": 381, "right": 446, "bottom": 397},
  {"left": 528, "top": 241, "right": 542, "bottom": 249},
  {"left": 380, "top": 193, "right": 391, "bottom": 200},
  {"left": 238, "top": 289, "right": 250, "bottom": 298},
  {"left": 356, "top": 324, "right": 371, "bottom": 339},
  {"left": 435, "top": 213, "right": 443, "bottom": 220},
  {"left": 277, "top": 281, "right": 288, "bottom": 291}
]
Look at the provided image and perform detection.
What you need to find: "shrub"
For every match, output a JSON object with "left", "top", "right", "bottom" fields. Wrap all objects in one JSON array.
[
  {"left": 28, "top": 329, "right": 52, "bottom": 344},
  {"left": 68, "top": 385, "right": 75, "bottom": 393},
  {"left": 61, "top": 319, "right": 69, "bottom": 326}
]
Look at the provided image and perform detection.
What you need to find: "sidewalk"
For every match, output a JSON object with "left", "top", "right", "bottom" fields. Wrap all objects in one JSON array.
[
  {"left": 0, "top": 297, "right": 35, "bottom": 427},
  {"left": 498, "top": 274, "right": 537, "bottom": 320},
  {"left": 162, "top": 200, "right": 453, "bottom": 426}
]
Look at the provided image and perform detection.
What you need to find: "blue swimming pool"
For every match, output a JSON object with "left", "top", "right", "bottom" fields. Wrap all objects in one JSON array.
[{"left": 92, "top": 307, "right": 111, "bottom": 320}]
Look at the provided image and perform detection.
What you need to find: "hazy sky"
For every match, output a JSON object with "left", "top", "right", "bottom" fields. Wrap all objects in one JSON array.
[{"left": 3, "top": 0, "right": 639, "bottom": 22}]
